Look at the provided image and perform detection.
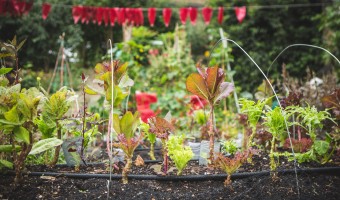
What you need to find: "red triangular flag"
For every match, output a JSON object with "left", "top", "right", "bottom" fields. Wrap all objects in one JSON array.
[
  {"left": 202, "top": 7, "right": 213, "bottom": 25},
  {"left": 72, "top": 6, "right": 82, "bottom": 24},
  {"left": 89, "top": 7, "right": 97, "bottom": 24},
  {"left": 42, "top": 3, "right": 51, "bottom": 20},
  {"left": 217, "top": 7, "right": 223, "bottom": 24},
  {"left": 96, "top": 7, "right": 104, "bottom": 25},
  {"left": 179, "top": 8, "right": 189, "bottom": 24},
  {"left": 162, "top": 8, "right": 172, "bottom": 27},
  {"left": 137, "top": 8, "right": 144, "bottom": 26},
  {"left": 148, "top": 8, "right": 156, "bottom": 27},
  {"left": 234, "top": 6, "right": 246, "bottom": 23},
  {"left": 117, "top": 8, "right": 126, "bottom": 25},
  {"left": 189, "top": 7, "right": 197, "bottom": 25},
  {"left": 103, "top": 8, "right": 110, "bottom": 26},
  {"left": 109, "top": 8, "right": 116, "bottom": 26},
  {"left": 24, "top": 1, "right": 33, "bottom": 15}
]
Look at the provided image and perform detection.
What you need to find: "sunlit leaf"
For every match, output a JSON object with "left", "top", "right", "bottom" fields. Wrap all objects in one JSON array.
[
  {"left": 0, "top": 145, "right": 21, "bottom": 152},
  {"left": 0, "top": 159, "right": 13, "bottom": 169},
  {"left": 14, "top": 126, "right": 30, "bottom": 144},
  {"left": 214, "top": 82, "right": 234, "bottom": 104},
  {"left": 4, "top": 106, "right": 20, "bottom": 123},
  {"left": 206, "top": 66, "right": 223, "bottom": 95},
  {"left": 29, "top": 138, "right": 63, "bottom": 155},
  {"left": 186, "top": 73, "right": 209, "bottom": 100},
  {"left": 84, "top": 85, "right": 98, "bottom": 95}
]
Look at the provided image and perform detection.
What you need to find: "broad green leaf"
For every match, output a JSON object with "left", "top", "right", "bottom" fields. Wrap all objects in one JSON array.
[
  {"left": 29, "top": 138, "right": 63, "bottom": 155},
  {"left": 0, "top": 159, "right": 13, "bottom": 169},
  {"left": 34, "top": 117, "right": 56, "bottom": 139},
  {"left": 84, "top": 85, "right": 99, "bottom": 95},
  {"left": 0, "top": 119, "right": 21, "bottom": 126},
  {"left": 14, "top": 126, "right": 30, "bottom": 144},
  {"left": 112, "top": 114, "right": 121, "bottom": 135},
  {"left": 0, "top": 145, "right": 21, "bottom": 152},
  {"left": 4, "top": 106, "right": 20, "bottom": 123},
  {"left": 121, "top": 111, "right": 135, "bottom": 139},
  {"left": 214, "top": 82, "right": 234, "bottom": 104},
  {"left": 0, "top": 68, "right": 12, "bottom": 75},
  {"left": 118, "top": 74, "right": 134, "bottom": 88},
  {"left": 186, "top": 73, "right": 209, "bottom": 101}
]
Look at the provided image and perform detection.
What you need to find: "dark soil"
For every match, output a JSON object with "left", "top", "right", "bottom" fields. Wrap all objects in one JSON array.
[{"left": 1, "top": 151, "right": 339, "bottom": 200}]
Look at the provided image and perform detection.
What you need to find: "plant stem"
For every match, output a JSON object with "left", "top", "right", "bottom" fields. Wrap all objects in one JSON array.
[
  {"left": 162, "top": 139, "right": 168, "bottom": 174},
  {"left": 81, "top": 83, "right": 86, "bottom": 160},
  {"left": 50, "top": 120, "right": 61, "bottom": 167},
  {"left": 247, "top": 126, "right": 257, "bottom": 149},
  {"left": 270, "top": 135, "right": 277, "bottom": 171},
  {"left": 122, "top": 155, "right": 132, "bottom": 184},
  {"left": 15, "top": 129, "right": 33, "bottom": 183},
  {"left": 208, "top": 105, "right": 215, "bottom": 165},
  {"left": 15, "top": 52, "right": 19, "bottom": 84},
  {"left": 149, "top": 142, "right": 156, "bottom": 160}
]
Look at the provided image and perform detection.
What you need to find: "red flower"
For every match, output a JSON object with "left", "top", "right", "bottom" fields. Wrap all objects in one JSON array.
[
  {"left": 190, "top": 95, "right": 208, "bottom": 110},
  {"left": 136, "top": 92, "right": 158, "bottom": 122}
]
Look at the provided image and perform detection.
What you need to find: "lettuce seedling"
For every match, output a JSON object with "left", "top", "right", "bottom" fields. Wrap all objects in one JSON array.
[
  {"left": 262, "top": 107, "right": 288, "bottom": 171},
  {"left": 167, "top": 135, "right": 193, "bottom": 175},
  {"left": 186, "top": 64, "right": 234, "bottom": 164},
  {"left": 140, "top": 122, "right": 156, "bottom": 160},
  {"left": 148, "top": 116, "right": 175, "bottom": 174},
  {"left": 239, "top": 98, "right": 267, "bottom": 149},
  {"left": 215, "top": 150, "right": 250, "bottom": 186},
  {"left": 112, "top": 111, "right": 141, "bottom": 184}
]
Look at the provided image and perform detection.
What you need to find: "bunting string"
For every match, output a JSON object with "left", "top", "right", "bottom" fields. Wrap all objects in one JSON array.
[{"left": 0, "top": 0, "right": 335, "bottom": 27}]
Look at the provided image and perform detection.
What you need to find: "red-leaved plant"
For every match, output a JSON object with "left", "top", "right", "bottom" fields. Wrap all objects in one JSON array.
[{"left": 186, "top": 64, "right": 234, "bottom": 164}]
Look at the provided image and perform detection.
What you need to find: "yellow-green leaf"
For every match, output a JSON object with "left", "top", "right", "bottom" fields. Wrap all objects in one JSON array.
[
  {"left": 84, "top": 85, "right": 98, "bottom": 95},
  {"left": 14, "top": 126, "right": 30, "bottom": 144}
]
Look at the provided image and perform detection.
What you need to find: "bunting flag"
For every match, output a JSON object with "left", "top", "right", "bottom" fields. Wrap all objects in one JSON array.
[
  {"left": 109, "top": 8, "right": 116, "bottom": 26},
  {"left": 189, "top": 7, "right": 197, "bottom": 25},
  {"left": 148, "top": 7, "right": 156, "bottom": 27},
  {"left": 202, "top": 7, "right": 213, "bottom": 25},
  {"left": 42, "top": 3, "right": 51, "bottom": 20},
  {"left": 217, "top": 7, "right": 223, "bottom": 24},
  {"left": 72, "top": 6, "right": 82, "bottom": 24},
  {"left": 162, "top": 8, "right": 172, "bottom": 27},
  {"left": 234, "top": 6, "right": 246, "bottom": 23},
  {"left": 179, "top": 8, "right": 189, "bottom": 24},
  {"left": 2, "top": 4, "right": 248, "bottom": 26}
]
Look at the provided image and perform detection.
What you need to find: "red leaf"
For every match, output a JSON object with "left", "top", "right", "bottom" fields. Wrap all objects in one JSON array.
[
  {"left": 162, "top": 8, "right": 172, "bottom": 27},
  {"left": 72, "top": 6, "right": 82, "bottom": 24},
  {"left": 202, "top": 7, "right": 213, "bottom": 25},
  {"left": 109, "top": 8, "right": 116, "bottom": 26},
  {"left": 217, "top": 7, "right": 223, "bottom": 24},
  {"left": 234, "top": 6, "right": 246, "bottom": 23},
  {"left": 148, "top": 8, "right": 156, "bottom": 27},
  {"left": 42, "top": 3, "right": 51, "bottom": 20},
  {"left": 179, "top": 8, "right": 189, "bottom": 24},
  {"left": 189, "top": 7, "right": 197, "bottom": 25}
]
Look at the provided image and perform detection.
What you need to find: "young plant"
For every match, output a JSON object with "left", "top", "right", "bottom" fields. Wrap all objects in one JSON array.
[
  {"left": 148, "top": 115, "right": 175, "bottom": 174},
  {"left": 215, "top": 150, "right": 250, "bottom": 186},
  {"left": 140, "top": 122, "right": 156, "bottom": 160},
  {"left": 186, "top": 64, "right": 234, "bottom": 164},
  {"left": 112, "top": 111, "right": 141, "bottom": 184},
  {"left": 221, "top": 140, "right": 238, "bottom": 155},
  {"left": 0, "top": 85, "right": 41, "bottom": 183},
  {"left": 262, "top": 107, "right": 288, "bottom": 171},
  {"left": 239, "top": 98, "right": 267, "bottom": 149},
  {"left": 167, "top": 135, "right": 193, "bottom": 175},
  {"left": 37, "top": 87, "right": 73, "bottom": 167}
]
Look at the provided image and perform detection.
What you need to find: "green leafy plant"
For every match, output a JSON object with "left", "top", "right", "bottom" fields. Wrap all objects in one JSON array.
[
  {"left": 0, "top": 85, "right": 41, "bottom": 182},
  {"left": 167, "top": 135, "right": 193, "bottom": 175},
  {"left": 239, "top": 98, "right": 267, "bottom": 149},
  {"left": 112, "top": 111, "right": 141, "bottom": 184},
  {"left": 140, "top": 122, "right": 156, "bottom": 160},
  {"left": 262, "top": 107, "right": 288, "bottom": 171},
  {"left": 221, "top": 140, "right": 238, "bottom": 155},
  {"left": 186, "top": 64, "right": 234, "bottom": 164},
  {"left": 37, "top": 87, "right": 73, "bottom": 167}
]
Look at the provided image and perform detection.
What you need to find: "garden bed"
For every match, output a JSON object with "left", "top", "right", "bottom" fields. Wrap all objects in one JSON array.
[{"left": 1, "top": 152, "right": 339, "bottom": 199}]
